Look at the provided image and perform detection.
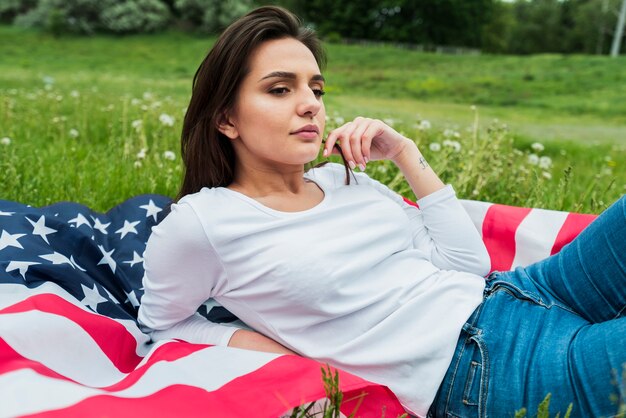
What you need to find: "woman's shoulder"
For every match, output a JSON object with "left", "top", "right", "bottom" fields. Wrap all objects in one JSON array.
[{"left": 306, "top": 162, "right": 356, "bottom": 189}]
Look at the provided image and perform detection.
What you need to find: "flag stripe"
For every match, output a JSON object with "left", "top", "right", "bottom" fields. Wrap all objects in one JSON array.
[
  {"left": 16, "top": 355, "right": 404, "bottom": 418},
  {"left": 1, "top": 293, "right": 143, "bottom": 373},
  {"left": 481, "top": 204, "right": 532, "bottom": 272},
  {"left": 550, "top": 212, "right": 597, "bottom": 255},
  {"left": 510, "top": 208, "right": 569, "bottom": 269}
]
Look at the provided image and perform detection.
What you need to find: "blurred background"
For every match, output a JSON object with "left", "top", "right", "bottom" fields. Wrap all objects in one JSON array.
[{"left": 0, "top": 0, "right": 624, "bottom": 212}]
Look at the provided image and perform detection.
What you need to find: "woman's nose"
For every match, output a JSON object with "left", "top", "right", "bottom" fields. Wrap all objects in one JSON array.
[{"left": 297, "top": 88, "right": 322, "bottom": 117}]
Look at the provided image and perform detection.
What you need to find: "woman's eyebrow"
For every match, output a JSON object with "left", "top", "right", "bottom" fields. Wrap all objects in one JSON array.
[{"left": 259, "top": 71, "right": 325, "bottom": 83}]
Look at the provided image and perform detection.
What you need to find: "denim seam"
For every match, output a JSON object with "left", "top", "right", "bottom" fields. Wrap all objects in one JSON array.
[
  {"left": 470, "top": 335, "right": 490, "bottom": 418},
  {"left": 487, "top": 281, "right": 579, "bottom": 316}
]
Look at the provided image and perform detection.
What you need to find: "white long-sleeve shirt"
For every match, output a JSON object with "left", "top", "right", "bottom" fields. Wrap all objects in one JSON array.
[{"left": 138, "top": 163, "right": 490, "bottom": 416}]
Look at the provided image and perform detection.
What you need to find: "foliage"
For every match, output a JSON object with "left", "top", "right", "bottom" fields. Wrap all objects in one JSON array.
[
  {"left": 100, "top": 0, "right": 171, "bottom": 34},
  {"left": 514, "top": 393, "right": 573, "bottom": 418},
  {"left": 173, "top": 0, "right": 254, "bottom": 33}
]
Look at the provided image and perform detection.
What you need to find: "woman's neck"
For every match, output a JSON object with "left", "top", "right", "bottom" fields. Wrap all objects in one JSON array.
[{"left": 228, "top": 163, "right": 308, "bottom": 198}]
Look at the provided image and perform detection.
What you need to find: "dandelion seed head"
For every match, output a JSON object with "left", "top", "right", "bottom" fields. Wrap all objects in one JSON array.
[
  {"left": 137, "top": 148, "right": 147, "bottom": 159},
  {"left": 527, "top": 154, "right": 539, "bottom": 165},
  {"left": 69, "top": 129, "right": 79, "bottom": 138},
  {"left": 542, "top": 171, "right": 552, "bottom": 180},
  {"left": 70, "top": 90, "right": 80, "bottom": 98},
  {"left": 539, "top": 156, "right": 552, "bottom": 169},
  {"left": 143, "top": 92, "right": 154, "bottom": 101},
  {"left": 1, "top": 137, "right": 11, "bottom": 146},
  {"left": 131, "top": 120, "right": 143, "bottom": 131},
  {"left": 163, "top": 150, "right": 176, "bottom": 161},
  {"left": 134, "top": 161, "right": 142, "bottom": 168},
  {"left": 429, "top": 142, "right": 441, "bottom": 152},
  {"left": 419, "top": 120, "right": 431, "bottom": 130},
  {"left": 131, "top": 98, "right": 141, "bottom": 106},
  {"left": 531, "top": 142, "right": 544, "bottom": 152},
  {"left": 159, "top": 113, "right": 175, "bottom": 127}
]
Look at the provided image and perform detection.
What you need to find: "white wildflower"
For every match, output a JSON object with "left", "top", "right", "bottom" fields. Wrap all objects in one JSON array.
[
  {"left": 131, "top": 119, "right": 143, "bottom": 132},
  {"left": 472, "top": 189, "right": 479, "bottom": 196},
  {"left": 542, "top": 171, "right": 552, "bottom": 180},
  {"left": 163, "top": 150, "right": 176, "bottom": 161},
  {"left": 136, "top": 148, "right": 147, "bottom": 159},
  {"left": 140, "top": 105, "right": 148, "bottom": 111},
  {"left": 150, "top": 101, "right": 162, "bottom": 109},
  {"left": 429, "top": 142, "right": 441, "bottom": 152},
  {"left": 1, "top": 137, "right": 11, "bottom": 146},
  {"left": 131, "top": 98, "right": 141, "bottom": 106},
  {"left": 134, "top": 161, "right": 142, "bottom": 168},
  {"left": 52, "top": 116, "right": 60, "bottom": 124},
  {"left": 42, "top": 76, "right": 55, "bottom": 85},
  {"left": 539, "top": 156, "right": 552, "bottom": 169},
  {"left": 159, "top": 113, "right": 175, "bottom": 127},
  {"left": 56, "top": 95, "right": 63, "bottom": 102},
  {"left": 334, "top": 116, "right": 345, "bottom": 125},
  {"left": 443, "top": 140, "right": 461, "bottom": 152},
  {"left": 70, "top": 90, "right": 80, "bottom": 98},
  {"left": 418, "top": 120, "right": 431, "bottom": 130},
  {"left": 69, "top": 129, "right": 79, "bottom": 138},
  {"left": 527, "top": 153, "right": 539, "bottom": 165},
  {"left": 143, "top": 92, "right": 153, "bottom": 101},
  {"left": 531, "top": 142, "right": 545, "bottom": 152},
  {"left": 443, "top": 129, "right": 454, "bottom": 137}
]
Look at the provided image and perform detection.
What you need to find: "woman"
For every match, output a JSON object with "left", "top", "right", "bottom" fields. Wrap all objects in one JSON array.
[{"left": 137, "top": 6, "right": 625, "bottom": 417}]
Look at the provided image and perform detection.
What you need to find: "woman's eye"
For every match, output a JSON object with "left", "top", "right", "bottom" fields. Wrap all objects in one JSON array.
[
  {"left": 313, "top": 88, "right": 326, "bottom": 98},
  {"left": 269, "top": 87, "right": 289, "bottom": 95}
]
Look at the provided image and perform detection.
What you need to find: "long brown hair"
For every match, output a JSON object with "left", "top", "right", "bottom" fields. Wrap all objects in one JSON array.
[{"left": 177, "top": 6, "right": 328, "bottom": 200}]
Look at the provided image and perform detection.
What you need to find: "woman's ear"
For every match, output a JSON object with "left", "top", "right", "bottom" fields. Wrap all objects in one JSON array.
[{"left": 217, "top": 112, "right": 239, "bottom": 140}]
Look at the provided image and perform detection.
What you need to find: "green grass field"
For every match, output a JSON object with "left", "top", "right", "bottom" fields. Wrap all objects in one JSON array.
[{"left": 0, "top": 26, "right": 624, "bottom": 213}]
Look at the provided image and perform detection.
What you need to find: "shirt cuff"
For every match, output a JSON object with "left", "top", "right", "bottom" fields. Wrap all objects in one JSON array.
[{"left": 416, "top": 184, "right": 456, "bottom": 210}]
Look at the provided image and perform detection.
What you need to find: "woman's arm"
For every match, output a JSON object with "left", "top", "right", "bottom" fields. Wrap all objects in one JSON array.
[{"left": 229, "top": 329, "right": 297, "bottom": 355}]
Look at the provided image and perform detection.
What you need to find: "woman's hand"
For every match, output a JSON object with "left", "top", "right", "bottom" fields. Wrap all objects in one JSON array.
[{"left": 322, "top": 117, "right": 414, "bottom": 170}]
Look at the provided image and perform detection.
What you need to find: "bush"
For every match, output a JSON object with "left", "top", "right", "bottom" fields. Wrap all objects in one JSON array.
[
  {"left": 0, "top": 0, "right": 38, "bottom": 24},
  {"left": 101, "top": 0, "right": 171, "bottom": 34},
  {"left": 174, "top": 0, "right": 253, "bottom": 33}
]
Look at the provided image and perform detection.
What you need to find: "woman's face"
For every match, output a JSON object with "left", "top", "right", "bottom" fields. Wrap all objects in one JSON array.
[{"left": 221, "top": 37, "right": 326, "bottom": 170}]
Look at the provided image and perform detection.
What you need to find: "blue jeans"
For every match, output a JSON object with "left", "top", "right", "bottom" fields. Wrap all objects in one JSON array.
[{"left": 429, "top": 196, "right": 626, "bottom": 418}]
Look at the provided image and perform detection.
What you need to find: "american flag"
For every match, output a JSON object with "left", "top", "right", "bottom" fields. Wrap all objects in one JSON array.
[{"left": 0, "top": 194, "right": 595, "bottom": 417}]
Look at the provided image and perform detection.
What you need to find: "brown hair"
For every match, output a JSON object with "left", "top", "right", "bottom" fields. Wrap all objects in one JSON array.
[{"left": 177, "top": 6, "right": 329, "bottom": 200}]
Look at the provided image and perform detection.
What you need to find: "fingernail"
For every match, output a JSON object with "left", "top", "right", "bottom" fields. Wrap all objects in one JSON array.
[
  {"left": 359, "top": 163, "right": 366, "bottom": 171},
  {"left": 364, "top": 157, "right": 369, "bottom": 163},
  {"left": 349, "top": 161, "right": 356, "bottom": 170},
  {"left": 323, "top": 148, "right": 328, "bottom": 157}
]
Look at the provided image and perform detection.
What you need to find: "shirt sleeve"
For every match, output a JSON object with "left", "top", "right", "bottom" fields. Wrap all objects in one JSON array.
[
  {"left": 351, "top": 169, "right": 491, "bottom": 277},
  {"left": 137, "top": 200, "right": 240, "bottom": 346}
]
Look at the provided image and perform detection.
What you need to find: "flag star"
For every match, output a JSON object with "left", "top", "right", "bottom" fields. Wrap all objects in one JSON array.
[
  {"left": 6, "top": 260, "right": 40, "bottom": 280},
  {"left": 91, "top": 216, "right": 110, "bottom": 234},
  {"left": 123, "top": 251, "right": 144, "bottom": 267},
  {"left": 139, "top": 199, "right": 163, "bottom": 222},
  {"left": 26, "top": 215, "right": 57, "bottom": 245},
  {"left": 102, "top": 286, "right": 120, "bottom": 304},
  {"left": 125, "top": 290, "right": 140, "bottom": 308},
  {"left": 70, "top": 255, "right": 86, "bottom": 271},
  {"left": 80, "top": 283, "right": 107, "bottom": 311},
  {"left": 0, "top": 230, "right": 26, "bottom": 251},
  {"left": 68, "top": 213, "right": 92, "bottom": 229},
  {"left": 39, "top": 252, "right": 74, "bottom": 267},
  {"left": 0, "top": 210, "right": 14, "bottom": 216},
  {"left": 115, "top": 220, "right": 140, "bottom": 239},
  {"left": 97, "top": 245, "right": 117, "bottom": 273}
]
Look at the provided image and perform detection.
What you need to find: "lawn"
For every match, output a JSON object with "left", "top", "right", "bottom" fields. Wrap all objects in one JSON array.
[{"left": 0, "top": 26, "right": 624, "bottom": 213}]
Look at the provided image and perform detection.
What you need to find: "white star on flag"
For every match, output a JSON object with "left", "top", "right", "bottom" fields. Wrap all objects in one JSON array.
[
  {"left": 70, "top": 255, "right": 86, "bottom": 271},
  {"left": 91, "top": 216, "right": 110, "bottom": 234},
  {"left": 6, "top": 260, "right": 40, "bottom": 280},
  {"left": 0, "top": 230, "right": 26, "bottom": 251},
  {"left": 115, "top": 220, "right": 140, "bottom": 239},
  {"left": 139, "top": 200, "right": 163, "bottom": 222},
  {"left": 80, "top": 283, "right": 108, "bottom": 311},
  {"left": 39, "top": 252, "right": 74, "bottom": 267},
  {"left": 97, "top": 245, "right": 117, "bottom": 273},
  {"left": 68, "top": 213, "right": 92, "bottom": 229},
  {"left": 26, "top": 215, "right": 57, "bottom": 244},
  {"left": 0, "top": 210, "right": 14, "bottom": 216},
  {"left": 102, "top": 286, "right": 120, "bottom": 305},
  {"left": 123, "top": 251, "right": 144, "bottom": 267},
  {"left": 125, "top": 290, "right": 140, "bottom": 308}
]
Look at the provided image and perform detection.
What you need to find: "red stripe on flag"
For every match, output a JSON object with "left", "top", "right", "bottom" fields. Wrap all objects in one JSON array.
[
  {"left": 550, "top": 212, "right": 596, "bottom": 255},
  {"left": 482, "top": 204, "right": 532, "bottom": 272},
  {"left": 0, "top": 294, "right": 142, "bottom": 373},
  {"left": 23, "top": 354, "right": 406, "bottom": 418}
]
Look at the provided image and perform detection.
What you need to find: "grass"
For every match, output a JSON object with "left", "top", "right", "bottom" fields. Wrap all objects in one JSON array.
[{"left": 0, "top": 25, "right": 624, "bottom": 214}]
